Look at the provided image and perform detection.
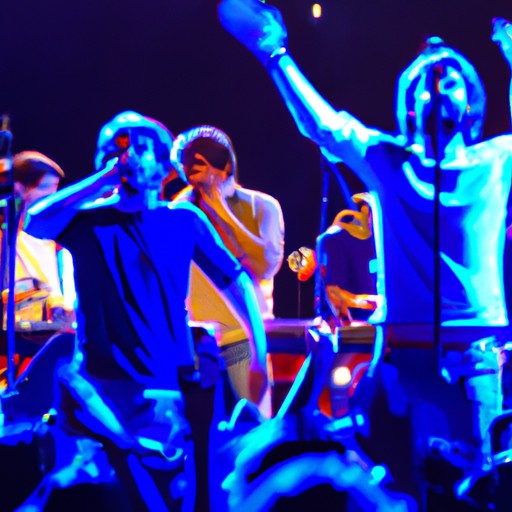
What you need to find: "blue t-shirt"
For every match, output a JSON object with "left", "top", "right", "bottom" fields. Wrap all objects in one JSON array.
[{"left": 57, "top": 202, "right": 242, "bottom": 390}]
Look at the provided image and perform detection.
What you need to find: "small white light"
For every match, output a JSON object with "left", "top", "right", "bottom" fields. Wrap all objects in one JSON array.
[
  {"left": 332, "top": 366, "right": 351, "bottom": 387},
  {"left": 453, "top": 87, "right": 466, "bottom": 103},
  {"left": 370, "top": 465, "right": 387, "bottom": 485},
  {"left": 312, "top": 3, "right": 322, "bottom": 19}
]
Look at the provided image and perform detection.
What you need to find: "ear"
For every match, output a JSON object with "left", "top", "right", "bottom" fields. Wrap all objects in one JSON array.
[{"left": 223, "top": 161, "right": 234, "bottom": 176}]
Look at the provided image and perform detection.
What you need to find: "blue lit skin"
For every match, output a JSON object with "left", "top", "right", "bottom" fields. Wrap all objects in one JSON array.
[
  {"left": 25, "top": 157, "right": 122, "bottom": 240},
  {"left": 492, "top": 18, "right": 512, "bottom": 116},
  {"left": 26, "top": 121, "right": 172, "bottom": 238},
  {"left": 219, "top": 2, "right": 512, "bottom": 326},
  {"left": 218, "top": 0, "right": 287, "bottom": 64},
  {"left": 115, "top": 135, "right": 169, "bottom": 210},
  {"left": 125, "top": 136, "right": 161, "bottom": 186},
  {"left": 94, "top": 110, "right": 175, "bottom": 173},
  {"left": 396, "top": 46, "right": 486, "bottom": 152}
]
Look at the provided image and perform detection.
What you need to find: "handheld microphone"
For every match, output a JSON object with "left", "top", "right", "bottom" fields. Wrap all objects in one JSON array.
[
  {"left": 432, "top": 64, "right": 443, "bottom": 96},
  {"left": 287, "top": 246, "right": 317, "bottom": 282}
]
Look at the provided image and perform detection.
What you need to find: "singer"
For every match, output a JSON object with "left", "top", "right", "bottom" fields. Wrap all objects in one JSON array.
[
  {"left": 170, "top": 125, "right": 284, "bottom": 403},
  {"left": 218, "top": 3, "right": 512, "bottom": 507},
  {"left": 22, "top": 111, "right": 268, "bottom": 511}
]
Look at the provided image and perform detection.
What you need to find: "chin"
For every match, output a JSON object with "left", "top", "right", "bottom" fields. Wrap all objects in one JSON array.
[{"left": 187, "top": 176, "right": 203, "bottom": 187}]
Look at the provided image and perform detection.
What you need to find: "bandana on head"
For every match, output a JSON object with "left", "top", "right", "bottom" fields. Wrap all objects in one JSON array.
[
  {"left": 171, "top": 125, "right": 237, "bottom": 179},
  {"left": 95, "top": 111, "right": 175, "bottom": 172}
]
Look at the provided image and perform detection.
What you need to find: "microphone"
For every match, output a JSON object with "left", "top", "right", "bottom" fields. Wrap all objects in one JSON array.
[
  {"left": 287, "top": 246, "right": 317, "bottom": 282},
  {"left": 432, "top": 64, "right": 443, "bottom": 96}
]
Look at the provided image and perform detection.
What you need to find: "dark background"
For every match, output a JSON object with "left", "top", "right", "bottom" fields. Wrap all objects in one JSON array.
[{"left": 1, "top": 0, "right": 512, "bottom": 319}]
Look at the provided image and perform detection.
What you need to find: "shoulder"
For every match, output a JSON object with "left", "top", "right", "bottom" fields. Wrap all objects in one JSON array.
[
  {"left": 166, "top": 201, "right": 212, "bottom": 227},
  {"left": 234, "top": 187, "right": 283, "bottom": 215},
  {"left": 171, "top": 185, "right": 195, "bottom": 204},
  {"left": 485, "top": 134, "right": 512, "bottom": 152},
  {"left": 19, "top": 230, "right": 56, "bottom": 249},
  {"left": 469, "top": 134, "right": 512, "bottom": 148},
  {"left": 167, "top": 200, "right": 201, "bottom": 217},
  {"left": 333, "top": 110, "right": 387, "bottom": 145},
  {"left": 467, "top": 135, "right": 512, "bottom": 162},
  {"left": 151, "top": 203, "right": 214, "bottom": 242}
]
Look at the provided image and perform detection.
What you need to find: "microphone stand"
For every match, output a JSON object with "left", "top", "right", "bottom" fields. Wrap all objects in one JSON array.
[
  {"left": 5, "top": 198, "right": 19, "bottom": 394},
  {"left": 321, "top": 157, "right": 357, "bottom": 224},
  {"left": 315, "top": 156, "right": 358, "bottom": 319},
  {"left": 0, "top": 120, "right": 17, "bottom": 394},
  {"left": 319, "top": 156, "right": 330, "bottom": 235},
  {"left": 430, "top": 68, "right": 443, "bottom": 375}
]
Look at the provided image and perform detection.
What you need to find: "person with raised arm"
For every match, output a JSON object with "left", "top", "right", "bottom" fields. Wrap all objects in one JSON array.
[
  {"left": 218, "top": 3, "right": 512, "bottom": 507},
  {"left": 24, "top": 110, "right": 268, "bottom": 511}
]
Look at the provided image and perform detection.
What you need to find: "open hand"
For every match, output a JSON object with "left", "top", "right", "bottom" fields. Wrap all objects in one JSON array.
[
  {"left": 492, "top": 17, "right": 512, "bottom": 59},
  {"left": 218, "top": 0, "right": 287, "bottom": 63}
]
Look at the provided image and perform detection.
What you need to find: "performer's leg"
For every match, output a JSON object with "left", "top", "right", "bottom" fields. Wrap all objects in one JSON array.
[
  {"left": 459, "top": 340, "right": 504, "bottom": 464},
  {"left": 222, "top": 341, "right": 272, "bottom": 418},
  {"left": 55, "top": 366, "right": 195, "bottom": 511},
  {"left": 221, "top": 340, "right": 251, "bottom": 400}
]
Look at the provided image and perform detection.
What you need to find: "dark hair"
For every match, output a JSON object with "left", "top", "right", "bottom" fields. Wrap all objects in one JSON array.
[
  {"left": 12, "top": 151, "right": 64, "bottom": 188},
  {"left": 182, "top": 137, "right": 232, "bottom": 173}
]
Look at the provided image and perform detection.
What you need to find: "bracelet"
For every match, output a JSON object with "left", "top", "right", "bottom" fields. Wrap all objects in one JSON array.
[{"left": 266, "top": 47, "right": 287, "bottom": 68}]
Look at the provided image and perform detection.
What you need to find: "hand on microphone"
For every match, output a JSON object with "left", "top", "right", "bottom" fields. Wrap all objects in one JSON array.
[
  {"left": 118, "top": 149, "right": 141, "bottom": 191},
  {"left": 287, "top": 246, "right": 317, "bottom": 281},
  {"left": 106, "top": 149, "right": 144, "bottom": 196}
]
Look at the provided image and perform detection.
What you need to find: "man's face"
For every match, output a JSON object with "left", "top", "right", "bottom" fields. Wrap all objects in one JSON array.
[
  {"left": 119, "top": 134, "right": 168, "bottom": 190},
  {"left": 396, "top": 43, "right": 487, "bottom": 150},
  {"left": 416, "top": 65, "right": 468, "bottom": 139},
  {"left": 436, "top": 67, "right": 468, "bottom": 123},
  {"left": 16, "top": 173, "right": 60, "bottom": 209},
  {"left": 184, "top": 153, "right": 230, "bottom": 188},
  {"left": 397, "top": 40, "right": 487, "bottom": 147}
]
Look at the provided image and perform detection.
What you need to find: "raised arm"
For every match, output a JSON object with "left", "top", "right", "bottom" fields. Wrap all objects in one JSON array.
[
  {"left": 24, "top": 158, "right": 121, "bottom": 240},
  {"left": 217, "top": 0, "right": 372, "bottom": 167},
  {"left": 492, "top": 17, "right": 512, "bottom": 124}
]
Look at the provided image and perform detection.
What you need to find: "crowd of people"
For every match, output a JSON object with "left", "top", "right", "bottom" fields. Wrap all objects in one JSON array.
[{"left": 0, "top": 2, "right": 511, "bottom": 511}]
